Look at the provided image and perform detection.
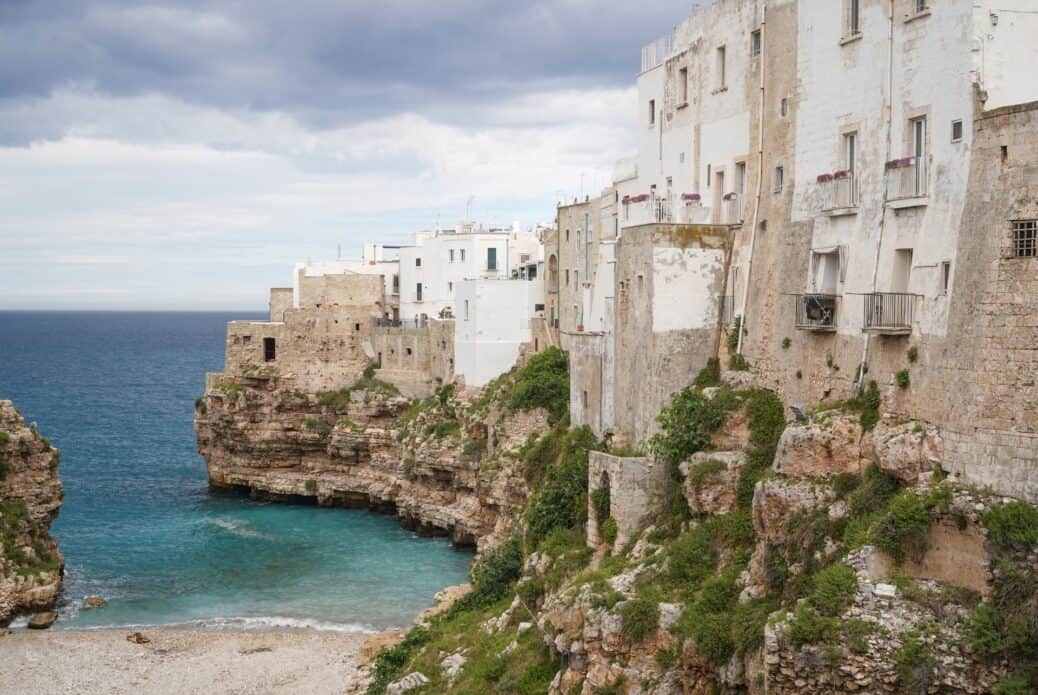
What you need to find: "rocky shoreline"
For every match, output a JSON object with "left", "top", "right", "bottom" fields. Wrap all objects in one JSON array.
[{"left": 0, "top": 400, "right": 64, "bottom": 627}]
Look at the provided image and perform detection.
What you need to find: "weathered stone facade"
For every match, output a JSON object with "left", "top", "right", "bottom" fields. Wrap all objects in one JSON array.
[{"left": 586, "top": 452, "right": 670, "bottom": 552}]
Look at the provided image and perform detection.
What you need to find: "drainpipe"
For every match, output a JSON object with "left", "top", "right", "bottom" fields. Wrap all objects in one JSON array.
[
  {"left": 855, "top": 0, "right": 896, "bottom": 393},
  {"left": 736, "top": 1, "right": 767, "bottom": 356}
]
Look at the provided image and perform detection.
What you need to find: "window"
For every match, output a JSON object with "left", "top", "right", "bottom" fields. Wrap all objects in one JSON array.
[
  {"left": 915, "top": 0, "right": 928, "bottom": 13},
  {"left": 242, "top": 335, "right": 251, "bottom": 344},
  {"left": 844, "top": 132, "right": 857, "bottom": 173},
  {"left": 574, "top": 270, "right": 579, "bottom": 287},
  {"left": 392, "top": 274, "right": 399, "bottom": 293},
  {"left": 464, "top": 299, "right": 470, "bottom": 320},
  {"left": 774, "top": 165, "right": 785, "bottom": 193},
  {"left": 715, "top": 46, "right": 727, "bottom": 89},
  {"left": 940, "top": 261, "right": 951, "bottom": 294},
  {"left": 751, "top": 29, "right": 761, "bottom": 57},
  {"left": 582, "top": 391, "right": 588, "bottom": 409},
  {"left": 460, "top": 249, "right": 466, "bottom": 262},
  {"left": 735, "top": 162, "right": 747, "bottom": 194},
  {"left": 416, "top": 283, "right": 423, "bottom": 301},
  {"left": 911, "top": 116, "right": 927, "bottom": 196},
  {"left": 565, "top": 269, "right": 570, "bottom": 286},
  {"left": 648, "top": 99, "right": 655, "bottom": 126},
  {"left": 1012, "top": 220, "right": 1037, "bottom": 258},
  {"left": 848, "top": 0, "right": 861, "bottom": 36},
  {"left": 951, "top": 119, "right": 963, "bottom": 143},
  {"left": 780, "top": 97, "right": 789, "bottom": 117},
  {"left": 263, "top": 338, "right": 276, "bottom": 362},
  {"left": 448, "top": 281, "right": 453, "bottom": 293},
  {"left": 565, "top": 229, "right": 570, "bottom": 242},
  {"left": 679, "top": 152, "right": 685, "bottom": 163},
  {"left": 406, "top": 347, "right": 412, "bottom": 356},
  {"left": 416, "top": 257, "right": 422, "bottom": 267},
  {"left": 487, "top": 247, "right": 497, "bottom": 271},
  {"left": 678, "top": 67, "right": 689, "bottom": 104},
  {"left": 706, "top": 163, "right": 712, "bottom": 184},
  {"left": 449, "top": 249, "right": 455, "bottom": 262}
]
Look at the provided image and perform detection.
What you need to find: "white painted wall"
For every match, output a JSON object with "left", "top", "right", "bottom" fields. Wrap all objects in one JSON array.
[
  {"left": 652, "top": 247, "right": 726, "bottom": 333},
  {"left": 974, "top": 1, "right": 1038, "bottom": 111},
  {"left": 454, "top": 278, "right": 534, "bottom": 386}
]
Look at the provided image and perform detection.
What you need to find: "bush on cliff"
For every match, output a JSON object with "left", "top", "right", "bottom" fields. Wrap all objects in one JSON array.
[
  {"left": 454, "top": 538, "right": 524, "bottom": 612},
  {"left": 869, "top": 490, "right": 933, "bottom": 564},
  {"left": 525, "top": 427, "right": 602, "bottom": 546},
  {"left": 650, "top": 386, "right": 739, "bottom": 474},
  {"left": 620, "top": 597, "right": 660, "bottom": 644},
  {"left": 982, "top": 501, "right": 1038, "bottom": 551},
  {"left": 504, "top": 347, "right": 570, "bottom": 424}
]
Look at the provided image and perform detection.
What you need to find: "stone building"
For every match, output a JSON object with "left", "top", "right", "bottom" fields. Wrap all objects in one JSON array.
[{"left": 564, "top": 0, "right": 1038, "bottom": 498}]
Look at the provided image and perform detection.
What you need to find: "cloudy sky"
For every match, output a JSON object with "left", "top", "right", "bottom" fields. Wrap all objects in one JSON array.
[{"left": 0, "top": 1, "right": 693, "bottom": 310}]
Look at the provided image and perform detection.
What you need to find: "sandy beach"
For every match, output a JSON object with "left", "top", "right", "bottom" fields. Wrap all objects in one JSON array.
[{"left": 0, "top": 626, "right": 370, "bottom": 695}]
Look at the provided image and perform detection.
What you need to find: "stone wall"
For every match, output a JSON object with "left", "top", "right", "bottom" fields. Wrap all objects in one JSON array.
[
  {"left": 613, "top": 224, "right": 731, "bottom": 443},
  {"left": 372, "top": 320, "right": 455, "bottom": 398},
  {"left": 586, "top": 452, "right": 670, "bottom": 552},
  {"left": 269, "top": 288, "right": 292, "bottom": 322}
]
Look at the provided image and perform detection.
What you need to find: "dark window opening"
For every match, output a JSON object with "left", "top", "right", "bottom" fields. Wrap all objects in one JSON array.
[
  {"left": 263, "top": 337, "right": 276, "bottom": 362},
  {"left": 406, "top": 347, "right": 413, "bottom": 356},
  {"left": 1012, "top": 220, "right": 1037, "bottom": 258}
]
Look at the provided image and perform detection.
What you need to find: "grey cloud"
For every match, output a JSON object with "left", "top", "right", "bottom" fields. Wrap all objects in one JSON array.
[{"left": 0, "top": 0, "right": 691, "bottom": 141}]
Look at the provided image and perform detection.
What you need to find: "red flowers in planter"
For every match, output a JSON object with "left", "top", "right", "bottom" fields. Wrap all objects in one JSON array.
[{"left": 681, "top": 193, "right": 701, "bottom": 202}]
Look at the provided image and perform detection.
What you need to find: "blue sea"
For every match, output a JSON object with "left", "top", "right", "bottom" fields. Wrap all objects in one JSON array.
[{"left": 0, "top": 311, "right": 472, "bottom": 631}]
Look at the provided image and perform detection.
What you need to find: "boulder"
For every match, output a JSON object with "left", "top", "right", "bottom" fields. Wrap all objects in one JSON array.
[
  {"left": 387, "top": 672, "right": 429, "bottom": 695},
  {"left": 27, "top": 611, "right": 58, "bottom": 629},
  {"left": 863, "top": 418, "right": 942, "bottom": 483},
  {"left": 83, "top": 596, "right": 107, "bottom": 609},
  {"left": 773, "top": 411, "right": 863, "bottom": 478},
  {"left": 680, "top": 451, "right": 747, "bottom": 515}
]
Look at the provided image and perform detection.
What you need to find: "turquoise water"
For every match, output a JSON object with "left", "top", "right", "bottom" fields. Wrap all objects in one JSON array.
[{"left": 0, "top": 311, "right": 472, "bottom": 631}]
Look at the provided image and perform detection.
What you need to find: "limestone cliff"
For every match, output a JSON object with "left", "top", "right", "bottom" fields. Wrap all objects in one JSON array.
[
  {"left": 0, "top": 400, "right": 64, "bottom": 625},
  {"left": 195, "top": 368, "right": 551, "bottom": 550}
]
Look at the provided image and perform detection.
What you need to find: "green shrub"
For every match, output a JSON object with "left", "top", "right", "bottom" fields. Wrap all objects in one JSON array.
[
  {"left": 655, "top": 646, "right": 679, "bottom": 669},
  {"left": 907, "top": 346, "right": 919, "bottom": 363},
  {"left": 601, "top": 517, "right": 618, "bottom": 546},
  {"left": 675, "top": 607, "right": 735, "bottom": 664},
  {"left": 455, "top": 538, "right": 523, "bottom": 611},
  {"left": 0, "top": 456, "right": 8, "bottom": 480},
  {"left": 426, "top": 420, "right": 461, "bottom": 440},
  {"left": 735, "top": 389, "right": 786, "bottom": 509},
  {"left": 847, "top": 465, "right": 901, "bottom": 518},
  {"left": 516, "top": 577, "right": 546, "bottom": 608},
  {"left": 666, "top": 523, "right": 719, "bottom": 587},
  {"left": 727, "top": 316, "right": 742, "bottom": 353},
  {"left": 895, "top": 631, "right": 936, "bottom": 695},
  {"left": 850, "top": 380, "right": 882, "bottom": 430},
  {"left": 810, "top": 563, "right": 857, "bottom": 617},
  {"left": 650, "top": 387, "right": 738, "bottom": 471},
  {"left": 591, "top": 486, "right": 610, "bottom": 523},
  {"left": 983, "top": 501, "right": 1038, "bottom": 551},
  {"left": 517, "top": 660, "right": 556, "bottom": 695},
  {"left": 505, "top": 347, "right": 570, "bottom": 423},
  {"left": 844, "top": 618, "right": 876, "bottom": 654},
  {"left": 870, "top": 490, "right": 933, "bottom": 564},
  {"left": 764, "top": 545, "right": 789, "bottom": 592},
  {"left": 787, "top": 605, "right": 838, "bottom": 647},
  {"left": 782, "top": 337, "right": 792, "bottom": 349},
  {"left": 462, "top": 438, "right": 487, "bottom": 459},
  {"left": 304, "top": 479, "right": 317, "bottom": 493},
  {"left": 729, "top": 353, "right": 750, "bottom": 371},
  {"left": 966, "top": 603, "right": 1006, "bottom": 660},
  {"left": 525, "top": 427, "right": 601, "bottom": 544},
  {"left": 520, "top": 431, "right": 559, "bottom": 488},
  {"left": 896, "top": 369, "right": 911, "bottom": 389},
  {"left": 366, "top": 627, "right": 432, "bottom": 695},
  {"left": 994, "top": 672, "right": 1037, "bottom": 695},
  {"left": 362, "top": 363, "right": 377, "bottom": 379},
  {"left": 0, "top": 432, "right": 9, "bottom": 446},
  {"left": 619, "top": 598, "right": 660, "bottom": 644},
  {"left": 693, "top": 358, "right": 721, "bottom": 388}
]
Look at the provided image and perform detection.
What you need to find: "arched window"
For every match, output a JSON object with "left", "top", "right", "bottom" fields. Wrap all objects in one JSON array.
[{"left": 548, "top": 255, "right": 559, "bottom": 286}]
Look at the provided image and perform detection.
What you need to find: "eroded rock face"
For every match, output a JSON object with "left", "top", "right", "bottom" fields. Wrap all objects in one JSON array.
[
  {"left": 772, "top": 411, "right": 864, "bottom": 478},
  {"left": 864, "top": 417, "right": 943, "bottom": 484},
  {"left": 680, "top": 451, "right": 746, "bottom": 516},
  {"left": 195, "top": 381, "right": 546, "bottom": 550},
  {"left": 0, "top": 400, "right": 64, "bottom": 626}
]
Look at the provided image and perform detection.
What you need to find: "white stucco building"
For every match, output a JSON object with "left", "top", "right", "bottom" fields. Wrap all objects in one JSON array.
[
  {"left": 396, "top": 222, "right": 543, "bottom": 321},
  {"left": 454, "top": 271, "right": 544, "bottom": 387}
]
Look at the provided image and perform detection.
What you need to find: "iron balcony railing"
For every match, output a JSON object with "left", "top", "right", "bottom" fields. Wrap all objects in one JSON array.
[
  {"left": 794, "top": 294, "right": 838, "bottom": 331},
  {"left": 862, "top": 292, "right": 916, "bottom": 334},
  {"left": 817, "top": 173, "right": 858, "bottom": 211},
  {"left": 885, "top": 158, "right": 928, "bottom": 200}
]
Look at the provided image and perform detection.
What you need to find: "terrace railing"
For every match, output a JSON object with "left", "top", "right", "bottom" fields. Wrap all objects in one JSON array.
[
  {"left": 862, "top": 292, "right": 916, "bottom": 334},
  {"left": 794, "top": 294, "right": 838, "bottom": 331}
]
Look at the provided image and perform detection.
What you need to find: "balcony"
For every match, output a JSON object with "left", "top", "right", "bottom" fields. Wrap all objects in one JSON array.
[
  {"left": 794, "top": 294, "right": 838, "bottom": 331},
  {"left": 885, "top": 157, "right": 928, "bottom": 206},
  {"left": 641, "top": 33, "right": 674, "bottom": 72},
  {"left": 816, "top": 172, "right": 858, "bottom": 214},
  {"left": 722, "top": 193, "right": 743, "bottom": 224},
  {"left": 373, "top": 316, "right": 428, "bottom": 330},
  {"left": 862, "top": 292, "right": 916, "bottom": 335}
]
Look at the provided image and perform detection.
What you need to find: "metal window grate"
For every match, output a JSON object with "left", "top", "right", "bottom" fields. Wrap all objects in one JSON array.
[{"left": 1012, "top": 220, "right": 1037, "bottom": 258}]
